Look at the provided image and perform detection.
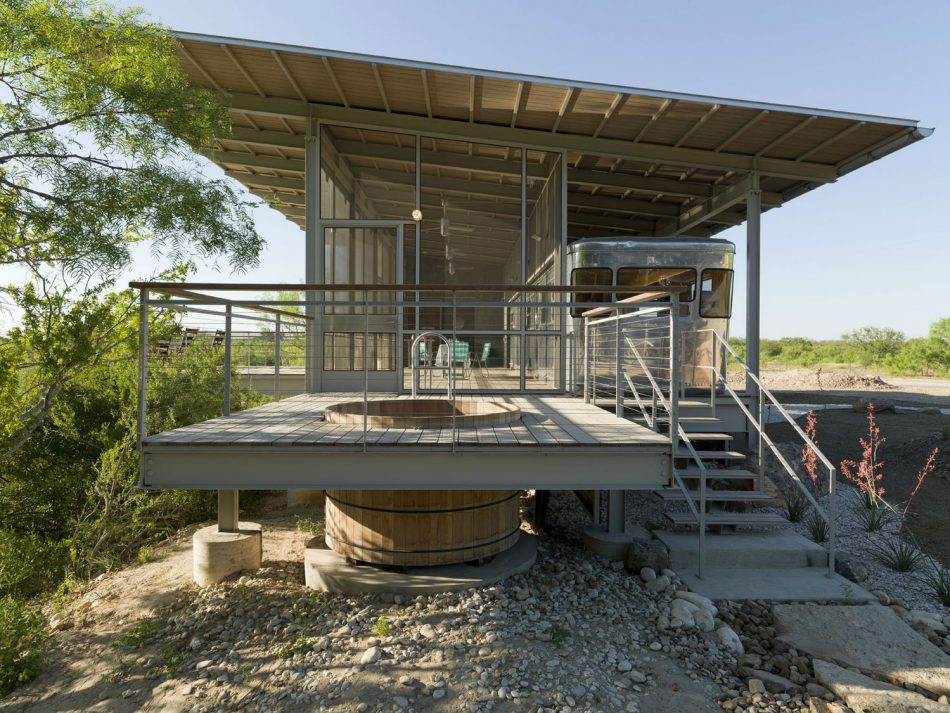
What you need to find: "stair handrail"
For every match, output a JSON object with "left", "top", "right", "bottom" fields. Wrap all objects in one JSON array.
[{"left": 698, "top": 329, "right": 837, "bottom": 578}]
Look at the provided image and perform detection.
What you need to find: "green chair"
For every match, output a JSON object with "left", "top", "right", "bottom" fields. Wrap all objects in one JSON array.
[{"left": 476, "top": 342, "right": 491, "bottom": 370}]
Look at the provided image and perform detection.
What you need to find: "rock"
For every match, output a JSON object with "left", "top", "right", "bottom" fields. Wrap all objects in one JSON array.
[
  {"left": 616, "top": 659, "right": 632, "bottom": 672},
  {"left": 639, "top": 567, "right": 657, "bottom": 583},
  {"left": 774, "top": 604, "right": 950, "bottom": 697},
  {"left": 626, "top": 539, "right": 672, "bottom": 574},
  {"left": 716, "top": 625, "right": 744, "bottom": 654},
  {"left": 808, "top": 700, "right": 847, "bottom": 713},
  {"left": 649, "top": 641, "right": 663, "bottom": 651},
  {"left": 834, "top": 554, "right": 869, "bottom": 583},
  {"left": 748, "top": 678, "right": 766, "bottom": 694},
  {"left": 360, "top": 646, "right": 382, "bottom": 664},
  {"left": 814, "top": 658, "right": 948, "bottom": 712},
  {"left": 806, "top": 682, "right": 831, "bottom": 699},
  {"left": 418, "top": 623, "right": 437, "bottom": 639},
  {"left": 515, "top": 587, "right": 530, "bottom": 601},
  {"left": 908, "top": 610, "right": 949, "bottom": 635},
  {"left": 571, "top": 685, "right": 587, "bottom": 698},
  {"left": 674, "top": 591, "right": 717, "bottom": 616},
  {"left": 195, "top": 660, "right": 212, "bottom": 670},
  {"left": 740, "top": 667, "right": 802, "bottom": 694},
  {"left": 645, "top": 575, "right": 670, "bottom": 592},
  {"left": 628, "top": 669, "right": 647, "bottom": 684},
  {"left": 393, "top": 695, "right": 409, "bottom": 708},
  {"left": 669, "top": 599, "right": 696, "bottom": 628},
  {"left": 693, "top": 607, "right": 716, "bottom": 633},
  {"left": 356, "top": 703, "right": 369, "bottom": 713},
  {"left": 432, "top": 688, "right": 446, "bottom": 699}
]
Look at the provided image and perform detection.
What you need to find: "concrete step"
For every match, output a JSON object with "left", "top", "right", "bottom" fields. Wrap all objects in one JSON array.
[
  {"left": 679, "top": 468, "right": 758, "bottom": 481},
  {"left": 654, "top": 530, "right": 829, "bottom": 571},
  {"left": 656, "top": 489, "right": 773, "bottom": 503},
  {"left": 664, "top": 511, "right": 789, "bottom": 527},
  {"left": 675, "top": 567, "right": 876, "bottom": 603}
]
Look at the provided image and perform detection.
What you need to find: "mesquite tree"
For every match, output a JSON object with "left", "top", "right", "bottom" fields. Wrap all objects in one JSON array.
[{"left": 0, "top": 0, "right": 263, "bottom": 457}]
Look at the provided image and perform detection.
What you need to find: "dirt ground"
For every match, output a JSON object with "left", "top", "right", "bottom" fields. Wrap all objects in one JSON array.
[{"left": 762, "top": 367, "right": 950, "bottom": 566}]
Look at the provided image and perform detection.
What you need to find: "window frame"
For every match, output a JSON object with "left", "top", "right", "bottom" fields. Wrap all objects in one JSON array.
[
  {"left": 570, "top": 267, "right": 613, "bottom": 317},
  {"left": 699, "top": 268, "right": 734, "bottom": 319},
  {"left": 615, "top": 266, "right": 697, "bottom": 303}
]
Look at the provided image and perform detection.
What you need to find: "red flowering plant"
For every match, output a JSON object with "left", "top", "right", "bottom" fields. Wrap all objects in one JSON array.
[
  {"left": 799, "top": 410, "right": 823, "bottom": 498},
  {"left": 839, "top": 402, "right": 887, "bottom": 510}
]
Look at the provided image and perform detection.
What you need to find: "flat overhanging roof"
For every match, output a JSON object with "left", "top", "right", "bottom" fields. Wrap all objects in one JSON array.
[{"left": 173, "top": 31, "right": 933, "bottom": 237}]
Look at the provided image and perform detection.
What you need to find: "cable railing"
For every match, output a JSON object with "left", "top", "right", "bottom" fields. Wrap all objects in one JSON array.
[
  {"left": 133, "top": 282, "right": 677, "bottom": 455},
  {"left": 584, "top": 297, "right": 711, "bottom": 577}
]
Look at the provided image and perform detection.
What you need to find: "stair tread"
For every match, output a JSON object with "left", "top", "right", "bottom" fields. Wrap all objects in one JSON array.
[
  {"left": 657, "top": 489, "right": 773, "bottom": 502},
  {"left": 675, "top": 449, "right": 746, "bottom": 459},
  {"left": 679, "top": 468, "right": 758, "bottom": 480},
  {"left": 665, "top": 511, "right": 790, "bottom": 526},
  {"left": 679, "top": 432, "right": 734, "bottom": 441}
]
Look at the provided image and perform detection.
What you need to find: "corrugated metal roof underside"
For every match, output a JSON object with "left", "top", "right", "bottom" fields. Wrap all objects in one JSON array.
[{"left": 173, "top": 33, "right": 931, "bottom": 239}]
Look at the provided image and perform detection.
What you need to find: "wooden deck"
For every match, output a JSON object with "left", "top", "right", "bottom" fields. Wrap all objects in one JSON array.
[{"left": 141, "top": 393, "right": 672, "bottom": 490}]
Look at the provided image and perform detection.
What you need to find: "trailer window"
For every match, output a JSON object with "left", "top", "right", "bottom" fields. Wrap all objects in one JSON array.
[
  {"left": 571, "top": 268, "right": 612, "bottom": 317},
  {"left": 616, "top": 267, "right": 696, "bottom": 303},
  {"left": 700, "top": 269, "right": 733, "bottom": 318}
]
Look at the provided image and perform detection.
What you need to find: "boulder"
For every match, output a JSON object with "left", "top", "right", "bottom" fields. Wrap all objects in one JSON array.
[
  {"left": 774, "top": 604, "right": 950, "bottom": 697},
  {"left": 626, "top": 539, "right": 672, "bottom": 574},
  {"left": 739, "top": 667, "right": 803, "bottom": 695},
  {"left": 715, "top": 624, "right": 744, "bottom": 654},
  {"left": 814, "top": 658, "right": 948, "bottom": 713},
  {"left": 834, "top": 554, "right": 869, "bottom": 583},
  {"left": 669, "top": 599, "right": 696, "bottom": 629}
]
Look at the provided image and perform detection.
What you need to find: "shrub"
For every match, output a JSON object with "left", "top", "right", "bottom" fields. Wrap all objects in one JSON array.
[
  {"left": 921, "top": 565, "right": 950, "bottom": 607},
  {"left": 373, "top": 616, "right": 390, "bottom": 637},
  {"left": 804, "top": 511, "right": 829, "bottom": 543},
  {"left": 869, "top": 537, "right": 922, "bottom": 573},
  {"left": 855, "top": 503, "right": 891, "bottom": 532},
  {"left": 783, "top": 489, "right": 811, "bottom": 523},
  {"left": 840, "top": 403, "right": 886, "bottom": 509},
  {"left": 0, "top": 595, "right": 47, "bottom": 694}
]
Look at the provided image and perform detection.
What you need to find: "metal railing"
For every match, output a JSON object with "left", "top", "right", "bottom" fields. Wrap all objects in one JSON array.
[
  {"left": 584, "top": 296, "right": 710, "bottom": 577},
  {"left": 697, "top": 330, "right": 837, "bottom": 578},
  {"left": 133, "top": 282, "right": 672, "bottom": 454}
]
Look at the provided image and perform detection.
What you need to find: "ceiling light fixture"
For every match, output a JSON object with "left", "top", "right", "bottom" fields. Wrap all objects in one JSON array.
[{"left": 411, "top": 209, "right": 423, "bottom": 222}]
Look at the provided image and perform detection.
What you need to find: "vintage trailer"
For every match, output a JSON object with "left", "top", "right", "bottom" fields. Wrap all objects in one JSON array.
[{"left": 569, "top": 236, "right": 735, "bottom": 390}]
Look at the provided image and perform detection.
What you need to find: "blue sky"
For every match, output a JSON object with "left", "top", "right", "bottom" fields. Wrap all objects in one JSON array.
[{"left": 115, "top": 0, "right": 948, "bottom": 339}]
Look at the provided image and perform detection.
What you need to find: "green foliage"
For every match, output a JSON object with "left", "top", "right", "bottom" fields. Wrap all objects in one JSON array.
[
  {"left": 159, "top": 643, "right": 184, "bottom": 675},
  {"left": 373, "top": 616, "right": 390, "bottom": 637},
  {"left": 549, "top": 623, "right": 571, "bottom": 648},
  {"left": 113, "top": 617, "right": 157, "bottom": 647},
  {"left": 804, "top": 510, "right": 829, "bottom": 543},
  {"left": 294, "top": 515, "right": 325, "bottom": 538},
  {"left": 783, "top": 489, "right": 811, "bottom": 523},
  {"left": 869, "top": 538, "right": 922, "bottom": 573},
  {"left": 278, "top": 635, "right": 313, "bottom": 659},
  {"left": 728, "top": 317, "right": 950, "bottom": 377},
  {"left": 0, "top": 595, "right": 47, "bottom": 694},
  {"left": 854, "top": 502, "right": 891, "bottom": 533},
  {"left": 921, "top": 565, "right": 950, "bottom": 607}
]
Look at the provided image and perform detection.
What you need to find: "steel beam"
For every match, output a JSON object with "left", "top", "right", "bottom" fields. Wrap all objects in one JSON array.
[
  {"left": 656, "top": 174, "right": 776, "bottom": 236},
  {"left": 224, "top": 93, "right": 839, "bottom": 182}
]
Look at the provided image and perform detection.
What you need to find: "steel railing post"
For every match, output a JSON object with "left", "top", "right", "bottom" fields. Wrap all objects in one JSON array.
[
  {"left": 451, "top": 290, "right": 457, "bottom": 453},
  {"left": 363, "top": 293, "right": 369, "bottom": 452},
  {"left": 828, "top": 466, "right": 837, "bottom": 578},
  {"left": 223, "top": 305, "right": 232, "bottom": 417},
  {"left": 668, "top": 303, "right": 679, "bottom": 445},
  {"left": 615, "top": 314, "right": 623, "bottom": 418},
  {"left": 274, "top": 314, "right": 281, "bottom": 401},
  {"left": 758, "top": 388, "right": 766, "bottom": 489},
  {"left": 137, "top": 289, "right": 149, "bottom": 483},
  {"left": 583, "top": 320, "right": 590, "bottom": 404},
  {"left": 699, "top": 456, "right": 706, "bottom": 579}
]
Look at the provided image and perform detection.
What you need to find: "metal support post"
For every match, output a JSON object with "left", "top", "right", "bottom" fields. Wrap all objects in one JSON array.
[
  {"left": 223, "top": 305, "right": 232, "bottom": 417},
  {"left": 607, "top": 489, "right": 625, "bottom": 535},
  {"left": 615, "top": 317, "right": 624, "bottom": 418},
  {"left": 583, "top": 321, "right": 590, "bottom": 404},
  {"left": 828, "top": 466, "right": 837, "bottom": 578},
  {"left": 668, "top": 301, "right": 679, "bottom": 443},
  {"left": 137, "top": 289, "right": 149, "bottom": 484},
  {"left": 218, "top": 490, "right": 239, "bottom": 533},
  {"left": 363, "top": 295, "right": 369, "bottom": 452},
  {"left": 746, "top": 174, "right": 762, "bottom": 401},
  {"left": 274, "top": 314, "right": 281, "bottom": 401}
]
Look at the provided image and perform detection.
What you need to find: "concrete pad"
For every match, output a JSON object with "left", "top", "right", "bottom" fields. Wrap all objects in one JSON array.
[
  {"left": 305, "top": 534, "right": 536, "bottom": 595},
  {"left": 677, "top": 568, "right": 876, "bottom": 603},
  {"left": 655, "top": 530, "right": 828, "bottom": 570},
  {"left": 813, "top": 659, "right": 949, "bottom": 713},
  {"left": 582, "top": 525, "right": 635, "bottom": 561},
  {"left": 192, "top": 522, "right": 262, "bottom": 587},
  {"left": 775, "top": 604, "right": 950, "bottom": 697}
]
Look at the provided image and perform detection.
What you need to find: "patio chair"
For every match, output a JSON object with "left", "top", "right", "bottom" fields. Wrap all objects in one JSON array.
[
  {"left": 176, "top": 327, "right": 199, "bottom": 355},
  {"left": 476, "top": 342, "right": 491, "bottom": 371},
  {"left": 210, "top": 330, "right": 225, "bottom": 349},
  {"left": 451, "top": 340, "right": 471, "bottom": 378}
]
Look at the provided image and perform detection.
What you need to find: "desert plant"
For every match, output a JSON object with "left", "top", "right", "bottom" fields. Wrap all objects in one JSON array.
[
  {"left": 799, "top": 410, "right": 823, "bottom": 497},
  {"left": 869, "top": 537, "right": 923, "bottom": 573},
  {"left": 921, "top": 565, "right": 950, "bottom": 607},
  {"left": 783, "top": 489, "right": 811, "bottom": 523},
  {"left": 804, "top": 510, "right": 829, "bottom": 543},
  {"left": 840, "top": 403, "right": 886, "bottom": 509},
  {"left": 373, "top": 616, "right": 390, "bottom": 637},
  {"left": 855, "top": 503, "right": 891, "bottom": 532}
]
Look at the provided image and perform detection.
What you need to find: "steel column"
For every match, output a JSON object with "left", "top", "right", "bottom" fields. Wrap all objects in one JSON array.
[
  {"left": 223, "top": 305, "right": 232, "bottom": 417},
  {"left": 305, "top": 118, "right": 319, "bottom": 393},
  {"left": 746, "top": 174, "right": 762, "bottom": 400},
  {"left": 218, "top": 489, "right": 239, "bottom": 533},
  {"left": 137, "top": 289, "right": 149, "bottom": 485},
  {"left": 274, "top": 314, "right": 281, "bottom": 401}
]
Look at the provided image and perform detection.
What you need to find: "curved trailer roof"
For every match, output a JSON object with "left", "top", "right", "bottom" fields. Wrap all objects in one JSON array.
[{"left": 172, "top": 31, "right": 932, "bottom": 238}]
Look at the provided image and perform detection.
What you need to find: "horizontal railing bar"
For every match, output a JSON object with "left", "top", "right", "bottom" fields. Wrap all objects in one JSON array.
[{"left": 131, "top": 281, "right": 680, "bottom": 295}]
